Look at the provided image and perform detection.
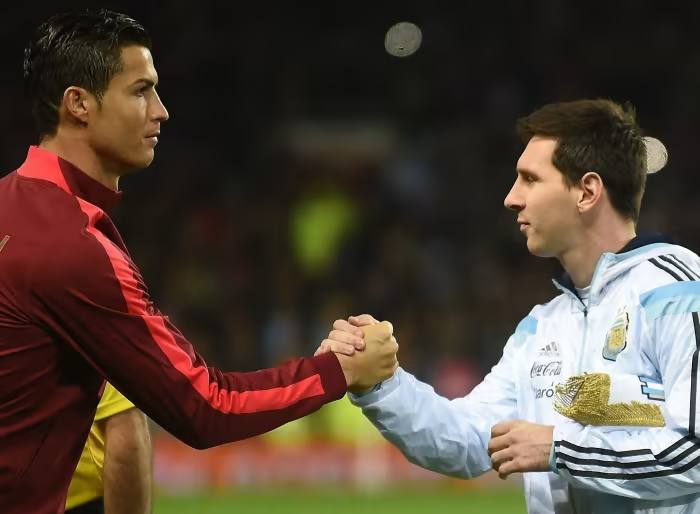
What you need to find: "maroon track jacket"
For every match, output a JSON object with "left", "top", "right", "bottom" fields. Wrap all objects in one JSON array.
[{"left": 0, "top": 146, "right": 347, "bottom": 513}]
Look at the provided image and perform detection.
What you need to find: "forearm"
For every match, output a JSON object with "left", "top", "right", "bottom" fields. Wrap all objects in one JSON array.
[
  {"left": 103, "top": 409, "right": 152, "bottom": 514},
  {"left": 39, "top": 239, "right": 348, "bottom": 449},
  {"left": 351, "top": 368, "right": 503, "bottom": 478}
]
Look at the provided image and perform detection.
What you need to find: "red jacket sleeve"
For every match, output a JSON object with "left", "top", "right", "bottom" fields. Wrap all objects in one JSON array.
[{"left": 30, "top": 203, "right": 347, "bottom": 449}]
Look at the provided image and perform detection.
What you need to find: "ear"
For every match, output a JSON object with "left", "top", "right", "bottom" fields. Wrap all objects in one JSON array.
[
  {"left": 62, "top": 86, "right": 94, "bottom": 125},
  {"left": 577, "top": 172, "right": 604, "bottom": 214}
]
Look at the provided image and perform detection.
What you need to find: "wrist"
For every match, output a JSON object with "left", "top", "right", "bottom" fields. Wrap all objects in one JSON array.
[
  {"left": 350, "top": 382, "right": 382, "bottom": 397},
  {"left": 341, "top": 367, "right": 353, "bottom": 390},
  {"left": 348, "top": 382, "right": 377, "bottom": 394}
]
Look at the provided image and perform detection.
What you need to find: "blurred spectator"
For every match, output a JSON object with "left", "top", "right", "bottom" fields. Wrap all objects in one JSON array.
[{"left": 2, "top": 1, "right": 697, "bottom": 388}]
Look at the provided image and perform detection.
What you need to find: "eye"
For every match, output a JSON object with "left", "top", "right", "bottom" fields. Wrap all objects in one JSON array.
[{"left": 135, "top": 85, "right": 151, "bottom": 97}]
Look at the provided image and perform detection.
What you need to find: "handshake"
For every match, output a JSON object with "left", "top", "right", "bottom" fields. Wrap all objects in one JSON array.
[{"left": 315, "top": 314, "right": 399, "bottom": 393}]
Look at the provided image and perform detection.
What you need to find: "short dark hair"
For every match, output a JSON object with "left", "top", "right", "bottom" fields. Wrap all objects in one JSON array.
[
  {"left": 23, "top": 8, "right": 151, "bottom": 138},
  {"left": 516, "top": 99, "right": 647, "bottom": 222}
]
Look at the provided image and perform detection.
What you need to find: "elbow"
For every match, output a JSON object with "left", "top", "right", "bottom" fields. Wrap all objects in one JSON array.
[
  {"left": 176, "top": 429, "right": 219, "bottom": 450},
  {"left": 188, "top": 438, "right": 218, "bottom": 451}
]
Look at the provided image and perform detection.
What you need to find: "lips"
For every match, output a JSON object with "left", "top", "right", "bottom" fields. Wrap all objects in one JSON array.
[{"left": 144, "top": 132, "right": 160, "bottom": 146}]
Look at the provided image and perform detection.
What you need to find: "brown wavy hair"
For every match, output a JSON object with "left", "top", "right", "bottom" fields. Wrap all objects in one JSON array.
[{"left": 516, "top": 99, "right": 647, "bottom": 222}]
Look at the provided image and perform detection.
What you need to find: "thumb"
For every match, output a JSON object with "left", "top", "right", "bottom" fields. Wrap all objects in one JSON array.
[
  {"left": 349, "top": 314, "right": 380, "bottom": 326},
  {"left": 379, "top": 320, "right": 394, "bottom": 334}
]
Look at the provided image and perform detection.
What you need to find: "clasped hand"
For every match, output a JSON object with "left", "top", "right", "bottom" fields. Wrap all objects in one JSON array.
[{"left": 315, "top": 314, "right": 399, "bottom": 393}]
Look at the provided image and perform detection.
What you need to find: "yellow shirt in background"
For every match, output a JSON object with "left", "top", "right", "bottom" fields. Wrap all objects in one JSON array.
[{"left": 65, "top": 384, "right": 135, "bottom": 511}]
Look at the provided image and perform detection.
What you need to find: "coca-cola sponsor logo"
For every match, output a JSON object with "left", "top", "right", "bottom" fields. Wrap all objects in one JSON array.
[{"left": 530, "top": 360, "right": 561, "bottom": 378}]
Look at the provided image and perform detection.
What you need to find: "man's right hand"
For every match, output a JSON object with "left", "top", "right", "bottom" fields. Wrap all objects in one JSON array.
[{"left": 317, "top": 317, "right": 399, "bottom": 393}]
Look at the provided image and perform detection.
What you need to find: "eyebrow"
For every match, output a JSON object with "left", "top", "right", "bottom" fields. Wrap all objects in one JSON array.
[
  {"left": 516, "top": 167, "right": 537, "bottom": 176},
  {"left": 130, "top": 78, "right": 157, "bottom": 88}
]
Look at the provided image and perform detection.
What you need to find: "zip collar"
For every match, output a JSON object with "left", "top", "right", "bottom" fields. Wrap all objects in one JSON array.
[
  {"left": 553, "top": 234, "right": 677, "bottom": 309},
  {"left": 16, "top": 146, "right": 123, "bottom": 213}
]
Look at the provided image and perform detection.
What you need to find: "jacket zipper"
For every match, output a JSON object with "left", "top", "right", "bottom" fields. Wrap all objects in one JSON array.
[
  {"left": 577, "top": 306, "right": 589, "bottom": 373},
  {"left": 570, "top": 287, "right": 589, "bottom": 374}
]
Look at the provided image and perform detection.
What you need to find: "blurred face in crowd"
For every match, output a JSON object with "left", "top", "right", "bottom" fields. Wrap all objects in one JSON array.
[
  {"left": 504, "top": 136, "right": 581, "bottom": 258},
  {"left": 85, "top": 45, "right": 169, "bottom": 174}
]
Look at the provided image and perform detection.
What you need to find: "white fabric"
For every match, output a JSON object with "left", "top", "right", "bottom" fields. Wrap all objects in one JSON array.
[
  {"left": 608, "top": 374, "right": 664, "bottom": 405},
  {"left": 350, "top": 242, "right": 700, "bottom": 514}
]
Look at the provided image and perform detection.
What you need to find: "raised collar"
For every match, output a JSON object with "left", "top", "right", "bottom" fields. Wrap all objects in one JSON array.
[
  {"left": 555, "top": 233, "right": 677, "bottom": 301},
  {"left": 16, "top": 146, "right": 123, "bottom": 213}
]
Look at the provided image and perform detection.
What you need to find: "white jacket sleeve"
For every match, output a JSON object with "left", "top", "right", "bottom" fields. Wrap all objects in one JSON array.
[
  {"left": 349, "top": 317, "right": 533, "bottom": 479},
  {"left": 554, "top": 281, "right": 700, "bottom": 500}
]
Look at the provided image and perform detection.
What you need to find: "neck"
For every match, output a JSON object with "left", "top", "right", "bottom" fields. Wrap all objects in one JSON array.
[
  {"left": 39, "top": 133, "right": 121, "bottom": 191},
  {"left": 558, "top": 218, "right": 636, "bottom": 288}
]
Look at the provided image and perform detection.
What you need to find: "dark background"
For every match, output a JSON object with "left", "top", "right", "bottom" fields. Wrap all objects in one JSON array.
[{"left": 2, "top": 1, "right": 699, "bottom": 396}]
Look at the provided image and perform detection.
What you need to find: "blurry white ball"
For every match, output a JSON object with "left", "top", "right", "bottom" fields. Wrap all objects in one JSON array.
[
  {"left": 643, "top": 137, "right": 668, "bottom": 174},
  {"left": 385, "top": 22, "right": 422, "bottom": 57}
]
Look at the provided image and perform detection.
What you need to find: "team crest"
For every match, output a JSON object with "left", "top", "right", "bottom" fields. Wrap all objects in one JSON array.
[{"left": 603, "top": 308, "right": 629, "bottom": 361}]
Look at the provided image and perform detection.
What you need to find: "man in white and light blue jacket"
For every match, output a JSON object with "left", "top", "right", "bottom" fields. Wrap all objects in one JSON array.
[{"left": 320, "top": 99, "right": 700, "bottom": 513}]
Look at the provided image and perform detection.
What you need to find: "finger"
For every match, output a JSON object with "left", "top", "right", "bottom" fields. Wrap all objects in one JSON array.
[
  {"left": 333, "top": 319, "right": 364, "bottom": 337},
  {"left": 319, "top": 339, "right": 357, "bottom": 356},
  {"left": 489, "top": 447, "right": 512, "bottom": 471},
  {"left": 328, "top": 329, "right": 365, "bottom": 349},
  {"left": 487, "top": 434, "right": 509, "bottom": 456},
  {"left": 491, "top": 421, "right": 514, "bottom": 439},
  {"left": 380, "top": 320, "right": 394, "bottom": 334},
  {"left": 313, "top": 341, "right": 331, "bottom": 356},
  {"left": 348, "top": 314, "right": 379, "bottom": 327},
  {"left": 496, "top": 458, "right": 519, "bottom": 480}
]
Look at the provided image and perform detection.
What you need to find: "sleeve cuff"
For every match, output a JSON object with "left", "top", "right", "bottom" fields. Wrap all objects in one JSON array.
[
  {"left": 549, "top": 440, "right": 559, "bottom": 474},
  {"left": 311, "top": 352, "right": 348, "bottom": 401},
  {"left": 348, "top": 368, "right": 403, "bottom": 405}
]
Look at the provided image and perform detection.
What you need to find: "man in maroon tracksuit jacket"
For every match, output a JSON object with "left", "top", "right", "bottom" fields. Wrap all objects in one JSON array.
[{"left": 0, "top": 9, "right": 399, "bottom": 513}]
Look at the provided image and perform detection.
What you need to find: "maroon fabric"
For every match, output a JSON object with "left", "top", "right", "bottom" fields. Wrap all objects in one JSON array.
[{"left": 0, "top": 146, "right": 347, "bottom": 514}]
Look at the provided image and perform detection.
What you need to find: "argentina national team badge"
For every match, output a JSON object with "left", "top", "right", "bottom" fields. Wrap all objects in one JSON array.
[{"left": 603, "top": 308, "right": 629, "bottom": 361}]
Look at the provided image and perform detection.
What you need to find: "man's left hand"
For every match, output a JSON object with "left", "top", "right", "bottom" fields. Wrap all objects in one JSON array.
[{"left": 488, "top": 420, "right": 553, "bottom": 479}]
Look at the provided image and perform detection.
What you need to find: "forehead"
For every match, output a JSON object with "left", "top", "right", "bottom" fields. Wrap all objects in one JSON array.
[
  {"left": 112, "top": 45, "right": 157, "bottom": 84},
  {"left": 516, "top": 136, "right": 559, "bottom": 174}
]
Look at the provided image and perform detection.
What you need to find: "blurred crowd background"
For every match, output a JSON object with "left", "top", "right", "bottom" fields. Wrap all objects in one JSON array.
[{"left": 2, "top": 0, "right": 700, "bottom": 494}]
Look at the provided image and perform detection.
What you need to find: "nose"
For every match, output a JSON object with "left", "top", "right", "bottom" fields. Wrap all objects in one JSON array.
[
  {"left": 504, "top": 181, "right": 523, "bottom": 212},
  {"left": 151, "top": 89, "right": 169, "bottom": 123}
]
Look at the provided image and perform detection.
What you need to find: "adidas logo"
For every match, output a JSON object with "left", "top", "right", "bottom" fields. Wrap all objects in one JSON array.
[{"left": 538, "top": 341, "right": 560, "bottom": 357}]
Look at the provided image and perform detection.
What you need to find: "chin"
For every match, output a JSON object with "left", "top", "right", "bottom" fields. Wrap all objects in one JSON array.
[
  {"left": 526, "top": 238, "right": 554, "bottom": 258},
  {"left": 140, "top": 154, "right": 155, "bottom": 168},
  {"left": 130, "top": 150, "right": 155, "bottom": 171},
  {"left": 116, "top": 155, "right": 153, "bottom": 177}
]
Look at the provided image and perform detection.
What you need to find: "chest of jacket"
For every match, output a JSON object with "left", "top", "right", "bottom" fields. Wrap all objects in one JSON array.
[{"left": 517, "top": 281, "right": 658, "bottom": 423}]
